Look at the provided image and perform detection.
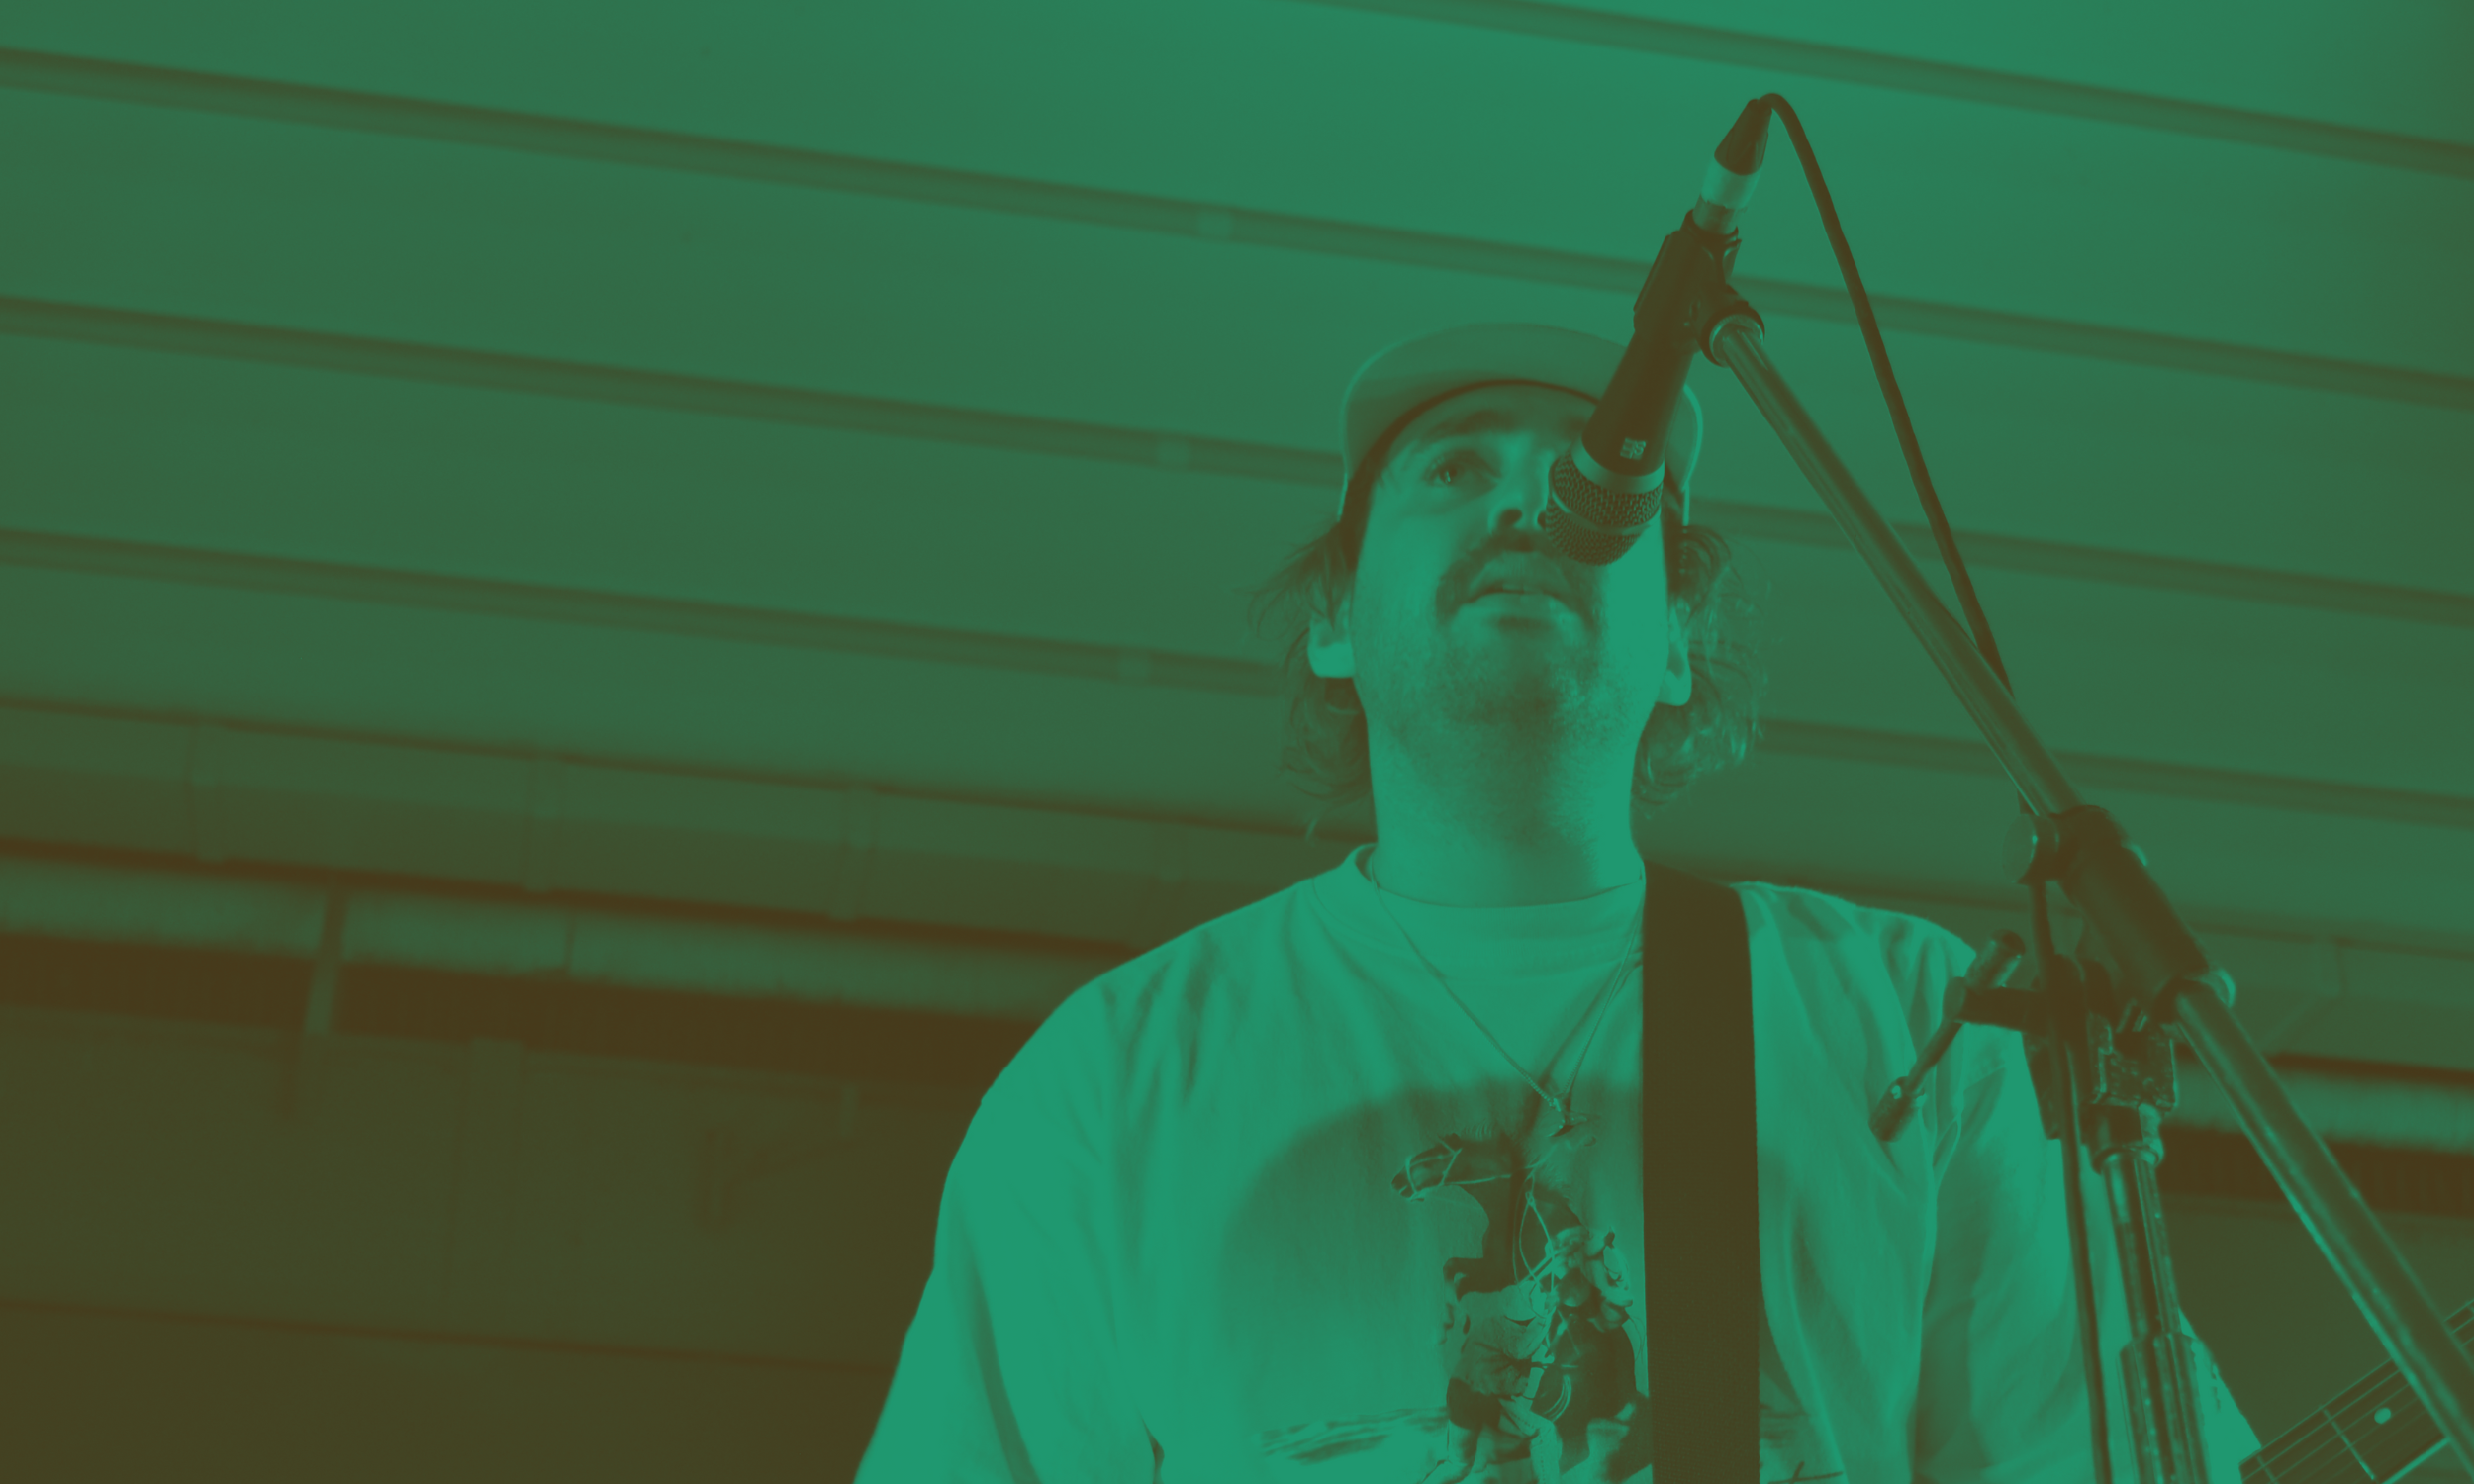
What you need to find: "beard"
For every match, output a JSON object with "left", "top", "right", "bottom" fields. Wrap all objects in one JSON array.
[{"left": 1356, "top": 611, "right": 1641, "bottom": 765}]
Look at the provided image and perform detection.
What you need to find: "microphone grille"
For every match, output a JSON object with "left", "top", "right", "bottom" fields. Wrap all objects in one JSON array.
[{"left": 1546, "top": 452, "right": 1656, "bottom": 567}]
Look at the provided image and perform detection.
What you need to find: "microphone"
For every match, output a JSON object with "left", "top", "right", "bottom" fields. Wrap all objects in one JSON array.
[{"left": 1545, "top": 101, "right": 1774, "bottom": 567}]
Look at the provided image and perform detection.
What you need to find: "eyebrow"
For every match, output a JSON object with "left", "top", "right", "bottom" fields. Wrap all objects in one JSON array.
[{"left": 1403, "top": 408, "right": 1590, "bottom": 458}]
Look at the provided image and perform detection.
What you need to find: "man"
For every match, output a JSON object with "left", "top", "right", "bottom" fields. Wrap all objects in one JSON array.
[{"left": 855, "top": 324, "right": 2258, "bottom": 1481}]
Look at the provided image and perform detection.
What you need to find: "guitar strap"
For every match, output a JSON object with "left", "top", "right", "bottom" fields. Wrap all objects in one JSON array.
[{"left": 1611, "top": 861, "right": 1759, "bottom": 1479}]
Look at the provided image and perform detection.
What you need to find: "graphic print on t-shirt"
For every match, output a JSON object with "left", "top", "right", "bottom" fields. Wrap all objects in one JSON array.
[{"left": 1249, "top": 1115, "right": 1837, "bottom": 1482}]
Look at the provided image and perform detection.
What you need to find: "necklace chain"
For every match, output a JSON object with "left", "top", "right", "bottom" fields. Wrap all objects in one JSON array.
[{"left": 1367, "top": 850, "right": 1642, "bottom": 1137}]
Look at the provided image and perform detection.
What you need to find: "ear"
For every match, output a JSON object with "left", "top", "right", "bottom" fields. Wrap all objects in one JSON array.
[
  {"left": 1658, "top": 596, "right": 1693, "bottom": 708},
  {"left": 1306, "top": 582, "right": 1357, "bottom": 681}
]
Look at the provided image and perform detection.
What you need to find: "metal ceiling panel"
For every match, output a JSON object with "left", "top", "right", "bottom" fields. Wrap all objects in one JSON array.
[
  {"left": 4, "top": 83, "right": 2463, "bottom": 598},
  {"left": 2, "top": 3, "right": 2469, "bottom": 372},
  {"left": 1316, "top": 0, "right": 2474, "bottom": 150},
  {"left": 3, "top": 328, "right": 2466, "bottom": 803},
  {"left": 0, "top": 550, "right": 2465, "bottom": 943},
  {"left": 0, "top": 0, "right": 2463, "bottom": 1064}
]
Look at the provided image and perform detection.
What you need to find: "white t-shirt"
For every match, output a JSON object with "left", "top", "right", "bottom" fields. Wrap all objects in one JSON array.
[{"left": 858, "top": 843, "right": 2258, "bottom": 1482}]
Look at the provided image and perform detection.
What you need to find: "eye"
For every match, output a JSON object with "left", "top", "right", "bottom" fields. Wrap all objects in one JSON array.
[{"left": 1424, "top": 449, "right": 1489, "bottom": 485}]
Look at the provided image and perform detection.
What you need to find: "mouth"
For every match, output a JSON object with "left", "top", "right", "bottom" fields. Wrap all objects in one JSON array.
[
  {"left": 1468, "top": 559, "right": 1571, "bottom": 605},
  {"left": 1468, "top": 589, "right": 1568, "bottom": 611}
]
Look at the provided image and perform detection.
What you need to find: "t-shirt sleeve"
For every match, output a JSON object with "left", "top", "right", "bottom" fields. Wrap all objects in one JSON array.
[
  {"left": 1909, "top": 925, "right": 2261, "bottom": 1482},
  {"left": 854, "top": 990, "right": 1160, "bottom": 1482}
]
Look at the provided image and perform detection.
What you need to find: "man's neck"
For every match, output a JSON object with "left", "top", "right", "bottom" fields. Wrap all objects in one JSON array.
[
  {"left": 1360, "top": 733, "right": 1646, "bottom": 907},
  {"left": 1363, "top": 836, "right": 1643, "bottom": 908}
]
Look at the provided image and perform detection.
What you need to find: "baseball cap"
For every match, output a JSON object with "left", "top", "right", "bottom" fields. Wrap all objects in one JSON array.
[{"left": 1336, "top": 322, "right": 1703, "bottom": 526}]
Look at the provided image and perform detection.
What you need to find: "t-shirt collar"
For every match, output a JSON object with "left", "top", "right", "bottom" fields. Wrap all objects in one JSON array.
[{"left": 1311, "top": 842, "right": 1647, "bottom": 984}]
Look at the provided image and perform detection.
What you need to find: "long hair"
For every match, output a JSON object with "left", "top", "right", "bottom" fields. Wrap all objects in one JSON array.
[{"left": 1239, "top": 434, "right": 1772, "bottom": 844}]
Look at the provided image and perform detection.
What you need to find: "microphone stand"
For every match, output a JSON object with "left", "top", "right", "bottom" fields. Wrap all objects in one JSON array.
[{"left": 1677, "top": 261, "right": 2474, "bottom": 1482}]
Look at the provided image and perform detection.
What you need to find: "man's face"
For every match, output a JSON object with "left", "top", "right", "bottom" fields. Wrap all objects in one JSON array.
[{"left": 1307, "top": 382, "right": 1691, "bottom": 755}]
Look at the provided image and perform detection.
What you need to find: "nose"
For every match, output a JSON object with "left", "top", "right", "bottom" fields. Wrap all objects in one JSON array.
[{"left": 1480, "top": 442, "right": 1562, "bottom": 532}]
